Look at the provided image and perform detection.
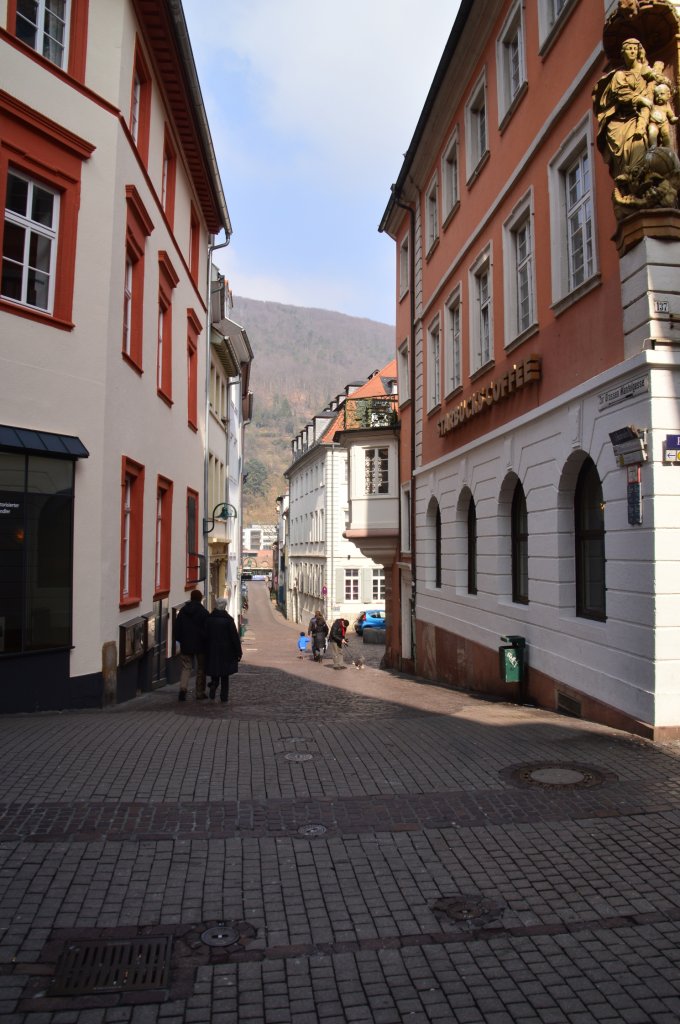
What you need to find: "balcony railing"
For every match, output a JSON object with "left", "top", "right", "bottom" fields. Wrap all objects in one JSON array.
[{"left": 342, "top": 395, "right": 399, "bottom": 431}]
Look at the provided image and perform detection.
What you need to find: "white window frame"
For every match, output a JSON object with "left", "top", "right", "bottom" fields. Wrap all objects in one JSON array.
[
  {"left": 465, "top": 70, "right": 488, "bottom": 181},
  {"left": 503, "top": 190, "right": 537, "bottom": 347},
  {"left": 154, "top": 489, "right": 163, "bottom": 592},
  {"left": 427, "top": 315, "right": 441, "bottom": 410},
  {"left": 2, "top": 170, "right": 59, "bottom": 313},
  {"left": 444, "top": 286, "right": 462, "bottom": 396},
  {"left": 469, "top": 245, "right": 493, "bottom": 374},
  {"left": 538, "top": 0, "right": 577, "bottom": 51},
  {"left": 157, "top": 304, "right": 165, "bottom": 391},
  {"left": 497, "top": 1, "right": 525, "bottom": 126},
  {"left": 398, "top": 339, "right": 410, "bottom": 404},
  {"left": 364, "top": 446, "right": 390, "bottom": 496},
  {"left": 441, "top": 127, "right": 460, "bottom": 222},
  {"left": 344, "top": 567, "right": 360, "bottom": 601},
  {"left": 15, "top": 0, "right": 70, "bottom": 68},
  {"left": 130, "top": 71, "right": 141, "bottom": 144},
  {"left": 122, "top": 476, "right": 132, "bottom": 599},
  {"left": 399, "top": 233, "right": 409, "bottom": 299},
  {"left": 372, "top": 569, "right": 385, "bottom": 602},
  {"left": 425, "top": 174, "right": 439, "bottom": 254},
  {"left": 548, "top": 116, "right": 598, "bottom": 310},
  {"left": 123, "top": 257, "right": 133, "bottom": 355}
]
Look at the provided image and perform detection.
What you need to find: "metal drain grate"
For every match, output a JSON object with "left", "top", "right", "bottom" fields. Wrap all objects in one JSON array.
[{"left": 52, "top": 937, "right": 172, "bottom": 995}]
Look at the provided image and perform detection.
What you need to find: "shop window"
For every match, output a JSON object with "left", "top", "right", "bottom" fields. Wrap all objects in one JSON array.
[{"left": 0, "top": 451, "right": 78, "bottom": 652}]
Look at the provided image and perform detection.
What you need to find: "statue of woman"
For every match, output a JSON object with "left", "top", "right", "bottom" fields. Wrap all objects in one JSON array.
[{"left": 594, "top": 38, "right": 654, "bottom": 178}]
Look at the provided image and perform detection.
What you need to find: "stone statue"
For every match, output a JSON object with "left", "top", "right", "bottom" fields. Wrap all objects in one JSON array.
[
  {"left": 593, "top": 8, "right": 680, "bottom": 219},
  {"left": 593, "top": 38, "right": 660, "bottom": 178}
]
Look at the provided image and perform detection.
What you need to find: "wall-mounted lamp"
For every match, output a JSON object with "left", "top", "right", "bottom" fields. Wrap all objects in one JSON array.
[{"left": 204, "top": 502, "right": 238, "bottom": 534}]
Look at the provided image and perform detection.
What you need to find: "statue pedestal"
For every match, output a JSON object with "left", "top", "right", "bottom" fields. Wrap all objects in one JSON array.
[
  {"left": 618, "top": 212, "right": 680, "bottom": 358},
  {"left": 615, "top": 207, "right": 680, "bottom": 257}
]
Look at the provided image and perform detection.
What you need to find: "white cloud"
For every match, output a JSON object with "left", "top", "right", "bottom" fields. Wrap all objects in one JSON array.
[
  {"left": 186, "top": 0, "right": 459, "bottom": 189},
  {"left": 183, "top": 0, "right": 461, "bottom": 321}
]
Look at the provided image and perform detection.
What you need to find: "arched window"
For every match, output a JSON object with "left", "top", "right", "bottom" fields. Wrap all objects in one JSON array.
[
  {"left": 435, "top": 504, "right": 442, "bottom": 589},
  {"left": 511, "top": 482, "right": 528, "bottom": 604},
  {"left": 467, "top": 497, "right": 477, "bottom": 595},
  {"left": 575, "top": 458, "right": 606, "bottom": 620}
]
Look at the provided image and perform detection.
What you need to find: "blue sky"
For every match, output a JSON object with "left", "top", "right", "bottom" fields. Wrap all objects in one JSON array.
[{"left": 182, "top": 1, "right": 460, "bottom": 325}]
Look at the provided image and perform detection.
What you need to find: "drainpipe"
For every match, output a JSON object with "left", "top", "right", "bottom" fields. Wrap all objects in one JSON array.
[
  {"left": 203, "top": 234, "right": 230, "bottom": 599},
  {"left": 393, "top": 188, "right": 417, "bottom": 665}
]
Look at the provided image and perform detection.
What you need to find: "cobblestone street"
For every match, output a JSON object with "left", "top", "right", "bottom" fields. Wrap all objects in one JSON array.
[{"left": 2, "top": 583, "right": 680, "bottom": 1022}]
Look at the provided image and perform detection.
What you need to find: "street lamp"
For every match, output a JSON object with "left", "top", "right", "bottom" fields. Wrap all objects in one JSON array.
[{"left": 203, "top": 502, "right": 238, "bottom": 534}]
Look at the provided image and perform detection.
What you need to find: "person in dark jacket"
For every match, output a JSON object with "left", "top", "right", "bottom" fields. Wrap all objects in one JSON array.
[
  {"left": 310, "top": 613, "right": 329, "bottom": 662},
  {"left": 174, "top": 589, "right": 209, "bottom": 701},
  {"left": 206, "top": 597, "right": 242, "bottom": 703},
  {"left": 329, "top": 618, "right": 350, "bottom": 669}
]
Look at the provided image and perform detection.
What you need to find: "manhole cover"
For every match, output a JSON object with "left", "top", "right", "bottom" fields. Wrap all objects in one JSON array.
[
  {"left": 285, "top": 752, "right": 313, "bottom": 762},
  {"left": 432, "top": 895, "right": 504, "bottom": 927},
  {"left": 201, "top": 924, "right": 240, "bottom": 947},
  {"left": 500, "top": 762, "right": 613, "bottom": 789},
  {"left": 298, "top": 824, "right": 327, "bottom": 836},
  {"left": 529, "top": 767, "right": 587, "bottom": 785},
  {"left": 52, "top": 937, "right": 171, "bottom": 995}
]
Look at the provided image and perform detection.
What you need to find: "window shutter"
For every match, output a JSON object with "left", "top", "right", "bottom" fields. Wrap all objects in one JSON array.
[{"left": 361, "top": 568, "right": 372, "bottom": 601}]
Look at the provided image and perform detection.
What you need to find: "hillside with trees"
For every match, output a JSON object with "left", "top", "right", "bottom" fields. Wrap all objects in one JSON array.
[{"left": 230, "top": 296, "right": 395, "bottom": 525}]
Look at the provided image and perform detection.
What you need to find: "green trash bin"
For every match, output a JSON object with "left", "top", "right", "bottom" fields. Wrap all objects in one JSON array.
[{"left": 499, "top": 635, "right": 525, "bottom": 684}]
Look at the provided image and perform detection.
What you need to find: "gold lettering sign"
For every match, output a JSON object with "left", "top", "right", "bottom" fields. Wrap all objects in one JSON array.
[{"left": 438, "top": 356, "right": 541, "bottom": 436}]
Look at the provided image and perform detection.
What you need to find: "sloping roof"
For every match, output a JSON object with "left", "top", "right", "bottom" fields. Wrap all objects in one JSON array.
[
  {"left": 133, "top": 0, "right": 231, "bottom": 235},
  {"left": 321, "top": 357, "right": 398, "bottom": 443}
]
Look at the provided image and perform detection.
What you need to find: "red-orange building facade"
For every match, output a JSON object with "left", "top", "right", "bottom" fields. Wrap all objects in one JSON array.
[{"left": 378, "top": 0, "right": 680, "bottom": 738}]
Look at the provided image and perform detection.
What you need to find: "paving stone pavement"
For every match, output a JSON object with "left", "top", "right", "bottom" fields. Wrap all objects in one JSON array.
[{"left": 2, "top": 583, "right": 680, "bottom": 1022}]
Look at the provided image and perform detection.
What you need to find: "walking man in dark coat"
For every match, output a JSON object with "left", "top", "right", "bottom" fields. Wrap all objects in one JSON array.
[
  {"left": 174, "top": 589, "right": 209, "bottom": 701},
  {"left": 206, "top": 597, "right": 242, "bottom": 703}
]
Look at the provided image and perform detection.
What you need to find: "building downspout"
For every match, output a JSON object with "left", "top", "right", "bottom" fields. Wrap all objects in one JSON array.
[
  {"left": 394, "top": 189, "right": 417, "bottom": 666},
  {"left": 203, "top": 235, "right": 230, "bottom": 597}
]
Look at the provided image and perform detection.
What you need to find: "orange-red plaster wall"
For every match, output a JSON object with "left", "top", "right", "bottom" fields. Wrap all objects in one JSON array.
[{"left": 416, "top": 0, "right": 623, "bottom": 466}]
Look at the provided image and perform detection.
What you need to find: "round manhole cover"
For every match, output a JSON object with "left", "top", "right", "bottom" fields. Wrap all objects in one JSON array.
[
  {"left": 285, "top": 752, "right": 313, "bottom": 762},
  {"left": 529, "top": 767, "right": 588, "bottom": 785},
  {"left": 432, "top": 895, "right": 505, "bottom": 926},
  {"left": 201, "top": 924, "right": 240, "bottom": 947},
  {"left": 298, "top": 824, "right": 327, "bottom": 836},
  {"left": 500, "top": 762, "right": 614, "bottom": 789}
]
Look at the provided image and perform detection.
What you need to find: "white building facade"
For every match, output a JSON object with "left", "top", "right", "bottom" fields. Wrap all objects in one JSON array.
[
  {"left": 0, "top": 0, "right": 231, "bottom": 710},
  {"left": 285, "top": 377, "right": 390, "bottom": 629},
  {"left": 378, "top": 0, "right": 680, "bottom": 739},
  {"left": 206, "top": 270, "right": 253, "bottom": 621}
]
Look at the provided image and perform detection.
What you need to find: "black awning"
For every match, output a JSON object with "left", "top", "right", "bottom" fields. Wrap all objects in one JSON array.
[{"left": 0, "top": 425, "right": 89, "bottom": 459}]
